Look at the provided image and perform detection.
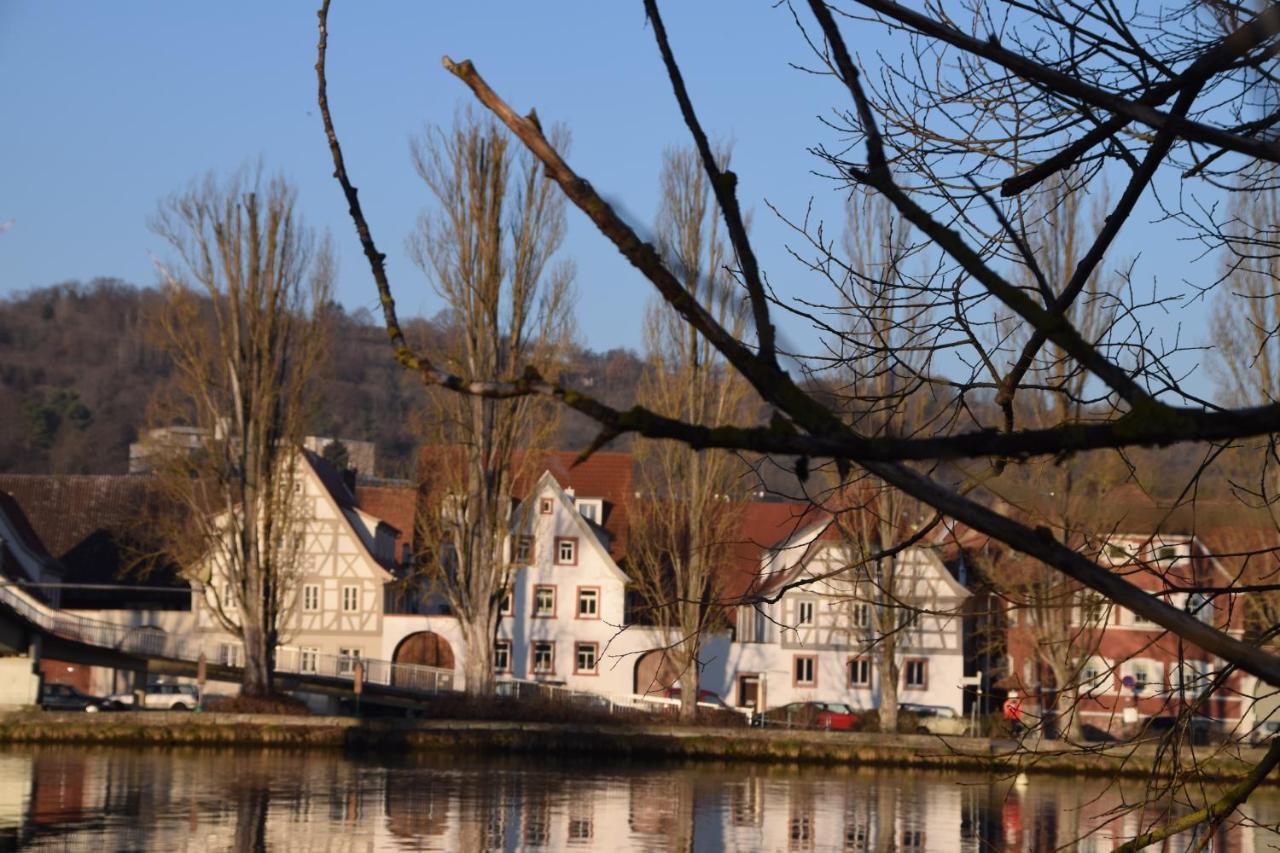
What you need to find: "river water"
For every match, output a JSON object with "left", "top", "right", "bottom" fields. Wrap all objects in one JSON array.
[{"left": 0, "top": 746, "right": 1275, "bottom": 852}]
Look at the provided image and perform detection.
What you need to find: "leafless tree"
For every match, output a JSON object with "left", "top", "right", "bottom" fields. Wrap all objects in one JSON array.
[
  {"left": 628, "top": 146, "right": 754, "bottom": 721},
  {"left": 318, "top": 0, "right": 1280, "bottom": 842},
  {"left": 150, "top": 169, "right": 331, "bottom": 697},
  {"left": 408, "top": 110, "right": 574, "bottom": 697}
]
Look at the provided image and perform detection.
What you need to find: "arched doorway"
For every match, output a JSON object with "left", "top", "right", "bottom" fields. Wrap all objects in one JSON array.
[
  {"left": 393, "top": 631, "right": 455, "bottom": 670},
  {"left": 633, "top": 648, "right": 681, "bottom": 696}
]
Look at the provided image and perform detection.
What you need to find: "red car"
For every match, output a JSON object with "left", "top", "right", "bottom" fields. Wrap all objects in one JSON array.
[{"left": 754, "top": 701, "right": 862, "bottom": 731}]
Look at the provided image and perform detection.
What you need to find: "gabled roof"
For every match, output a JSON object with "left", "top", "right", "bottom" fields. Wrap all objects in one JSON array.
[
  {"left": 355, "top": 484, "right": 417, "bottom": 559},
  {"left": 0, "top": 474, "right": 188, "bottom": 609},
  {"left": 0, "top": 491, "right": 55, "bottom": 563},
  {"left": 719, "top": 501, "right": 824, "bottom": 600},
  {"left": 300, "top": 450, "right": 397, "bottom": 578},
  {"left": 529, "top": 451, "right": 633, "bottom": 560},
  {"left": 527, "top": 470, "right": 630, "bottom": 585}
]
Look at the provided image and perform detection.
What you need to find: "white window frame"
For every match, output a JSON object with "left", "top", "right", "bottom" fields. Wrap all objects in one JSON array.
[
  {"left": 848, "top": 657, "right": 871, "bottom": 687},
  {"left": 302, "top": 584, "right": 321, "bottom": 613},
  {"left": 494, "top": 640, "right": 511, "bottom": 673},
  {"left": 797, "top": 599, "right": 816, "bottom": 626},
  {"left": 556, "top": 538, "right": 578, "bottom": 566},
  {"left": 904, "top": 659, "right": 927, "bottom": 689},
  {"left": 794, "top": 655, "right": 816, "bottom": 687},
  {"left": 575, "top": 642, "right": 598, "bottom": 674},
  {"left": 338, "top": 647, "right": 362, "bottom": 675},
  {"left": 533, "top": 586, "right": 556, "bottom": 618},
  {"left": 532, "top": 641, "right": 555, "bottom": 675},
  {"left": 300, "top": 647, "right": 319, "bottom": 674},
  {"left": 341, "top": 585, "right": 360, "bottom": 613},
  {"left": 577, "top": 588, "right": 599, "bottom": 619}
]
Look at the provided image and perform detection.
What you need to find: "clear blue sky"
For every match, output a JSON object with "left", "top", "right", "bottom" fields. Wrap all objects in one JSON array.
[{"left": 0, "top": 1, "right": 1220, "bottom": 393}]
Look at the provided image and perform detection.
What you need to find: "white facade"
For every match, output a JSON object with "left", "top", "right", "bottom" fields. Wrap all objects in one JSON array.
[
  {"left": 709, "top": 517, "right": 969, "bottom": 714},
  {"left": 192, "top": 452, "right": 397, "bottom": 671}
]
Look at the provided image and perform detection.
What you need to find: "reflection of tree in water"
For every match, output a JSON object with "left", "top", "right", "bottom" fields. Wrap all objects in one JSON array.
[{"left": 385, "top": 768, "right": 451, "bottom": 839}]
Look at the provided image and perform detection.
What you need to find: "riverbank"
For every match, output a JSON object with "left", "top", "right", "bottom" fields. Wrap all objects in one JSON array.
[{"left": 0, "top": 712, "right": 1268, "bottom": 781}]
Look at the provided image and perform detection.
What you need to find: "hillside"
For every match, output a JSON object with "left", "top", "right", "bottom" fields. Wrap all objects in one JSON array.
[{"left": 0, "top": 280, "right": 645, "bottom": 477}]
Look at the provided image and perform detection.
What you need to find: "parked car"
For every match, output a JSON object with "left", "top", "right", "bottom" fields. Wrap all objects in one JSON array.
[
  {"left": 661, "top": 688, "right": 730, "bottom": 709},
  {"left": 40, "top": 683, "right": 109, "bottom": 713},
  {"left": 753, "top": 701, "right": 863, "bottom": 731},
  {"left": 106, "top": 683, "right": 200, "bottom": 711},
  {"left": 900, "top": 703, "right": 968, "bottom": 735},
  {"left": 1251, "top": 719, "right": 1280, "bottom": 746},
  {"left": 1139, "top": 714, "right": 1215, "bottom": 745}
]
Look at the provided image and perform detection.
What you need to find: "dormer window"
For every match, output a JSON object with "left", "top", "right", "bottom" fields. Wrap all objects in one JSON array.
[{"left": 577, "top": 499, "right": 603, "bottom": 523}]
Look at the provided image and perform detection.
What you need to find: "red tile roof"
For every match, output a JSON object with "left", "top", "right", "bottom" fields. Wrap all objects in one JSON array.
[
  {"left": 719, "top": 501, "right": 824, "bottom": 600},
  {"left": 0, "top": 475, "right": 157, "bottom": 560},
  {"left": 0, "top": 491, "right": 55, "bottom": 563},
  {"left": 355, "top": 484, "right": 417, "bottom": 558}
]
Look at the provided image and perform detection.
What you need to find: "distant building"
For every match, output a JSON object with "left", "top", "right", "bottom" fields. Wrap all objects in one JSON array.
[{"left": 128, "top": 425, "right": 377, "bottom": 480}]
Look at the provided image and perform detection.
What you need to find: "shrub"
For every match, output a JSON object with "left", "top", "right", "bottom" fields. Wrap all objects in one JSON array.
[{"left": 205, "top": 694, "right": 312, "bottom": 716}]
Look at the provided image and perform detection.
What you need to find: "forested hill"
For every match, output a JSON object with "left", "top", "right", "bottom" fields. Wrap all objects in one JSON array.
[{"left": 0, "top": 280, "right": 645, "bottom": 477}]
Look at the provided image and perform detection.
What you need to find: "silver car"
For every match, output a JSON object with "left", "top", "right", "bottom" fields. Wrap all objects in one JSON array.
[
  {"left": 107, "top": 683, "right": 199, "bottom": 711},
  {"left": 900, "top": 703, "right": 968, "bottom": 735}
]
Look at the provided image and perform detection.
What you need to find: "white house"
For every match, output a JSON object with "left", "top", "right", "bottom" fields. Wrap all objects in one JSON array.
[
  {"left": 710, "top": 513, "right": 970, "bottom": 715},
  {"left": 193, "top": 449, "right": 400, "bottom": 679}
]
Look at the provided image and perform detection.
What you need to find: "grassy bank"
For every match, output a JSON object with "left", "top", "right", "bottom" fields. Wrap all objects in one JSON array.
[{"left": 0, "top": 712, "right": 1267, "bottom": 782}]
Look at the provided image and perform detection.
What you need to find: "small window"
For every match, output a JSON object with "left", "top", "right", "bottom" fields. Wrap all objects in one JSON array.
[
  {"left": 533, "top": 586, "right": 556, "bottom": 618},
  {"left": 532, "top": 641, "right": 555, "bottom": 675},
  {"left": 577, "top": 588, "right": 599, "bottom": 619},
  {"left": 1131, "top": 608, "right": 1155, "bottom": 627},
  {"left": 222, "top": 583, "right": 237, "bottom": 611},
  {"left": 904, "top": 659, "right": 927, "bottom": 689},
  {"left": 218, "top": 643, "right": 243, "bottom": 668},
  {"left": 342, "top": 585, "right": 360, "bottom": 613},
  {"left": 338, "top": 648, "right": 362, "bottom": 675},
  {"left": 575, "top": 642, "right": 598, "bottom": 674},
  {"left": 499, "top": 591, "right": 513, "bottom": 616},
  {"left": 797, "top": 599, "right": 815, "bottom": 626},
  {"left": 539, "top": 497, "right": 554, "bottom": 515},
  {"left": 302, "top": 584, "right": 320, "bottom": 613},
  {"left": 494, "top": 640, "right": 511, "bottom": 673},
  {"left": 852, "top": 603, "right": 870, "bottom": 629},
  {"left": 514, "top": 535, "right": 534, "bottom": 564},
  {"left": 794, "top": 655, "right": 817, "bottom": 687},
  {"left": 300, "top": 647, "right": 318, "bottom": 674},
  {"left": 1107, "top": 544, "right": 1129, "bottom": 560},
  {"left": 556, "top": 538, "right": 578, "bottom": 566},
  {"left": 848, "top": 657, "right": 871, "bottom": 687},
  {"left": 1157, "top": 546, "right": 1177, "bottom": 560},
  {"left": 577, "top": 499, "right": 602, "bottom": 523}
]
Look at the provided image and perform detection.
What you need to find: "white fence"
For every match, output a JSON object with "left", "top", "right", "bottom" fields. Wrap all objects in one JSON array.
[{"left": 495, "top": 677, "right": 751, "bottom": 721}]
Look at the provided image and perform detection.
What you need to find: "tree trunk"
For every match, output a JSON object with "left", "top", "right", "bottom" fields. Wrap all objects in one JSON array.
[
  {"left": 461, "top": 618, "right": 495, "bottom": 697},
  {"left": 240, "top": 620, "right": 274, "bottom": 698},
  {"left": 679, "top": 649, "right": 700, "bottom": 722},
  {"left": 877, "top": 652, "right": 900, "bottom": 733}
]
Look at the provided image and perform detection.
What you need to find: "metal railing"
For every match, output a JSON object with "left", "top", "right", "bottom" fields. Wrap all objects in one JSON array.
[
  {"left": 495, "top": 677, "right": 751, "bottom": 721},
  {"left": 0, "top": 580, "right": 454, "bottom": 696}
]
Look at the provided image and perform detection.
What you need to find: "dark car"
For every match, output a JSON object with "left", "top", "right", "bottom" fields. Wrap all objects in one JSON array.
[
  {"left": 40, "top": 682, "right": 108, "bottom": 713},
  {"left": 1140, "top": 715, "right": 1215, "bottom": 745},
  {"left": 753, "top": 701, "right": 862, "bottom": 731}
]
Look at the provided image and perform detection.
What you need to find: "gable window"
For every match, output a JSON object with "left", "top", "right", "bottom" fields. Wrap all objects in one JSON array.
[
  {"left": 494, "top": 640, "right": 511, "bottom": 673},
  {"left": 300, "top": 647, "right": 319, "bottom": 674},
  {"left": 555, "top": 538, "right": 578, "bottom": 566},
  {"left": 302, "top": 584, "right": 321, "bottom": 613},
  {"left": 532, "top": 641, "right": 555, "bottom": 675},
  {"left": 793, "top": 655, "right": 817, "bottom": 687},
  {"left": 797, "top": 599, "right": 816, "bottom": 626},
  {"left": 499, "top": 590, "right": 513, "bottom": 616},
  {"left": 222, "top": 583, "right": 237, "bottom": 611},
  {"left": 577, "top": 499, "right": 602, "bottom": 523},
  {"left": 848, "top": 657, "right": 871, "bottom": 687},
  {"left": 338, "top": 647, "right": 362, "bottom": 675},
  {"left": 577, "top": 587, "right": 599, "bottom": 619},
  {"left": 514, "top": 535, "right": 534, "bottom": 564},
  {"left": 539, "top": 497, "right": 553, "bottom": 515},
  {"left": 852, "top": 602, "right": 870, "bottom": 630},
  {"left": 575, "top": 642, "right": 599, "bottom": 674},
  {"left": 342, "top": 585, "right": 360, "bottom": 613},
  {"left": 533, "top": 585, "right": 556, "bottom": 618},
  {"left": 904, "top": 659, "right": 927, "bottom": 689}
]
